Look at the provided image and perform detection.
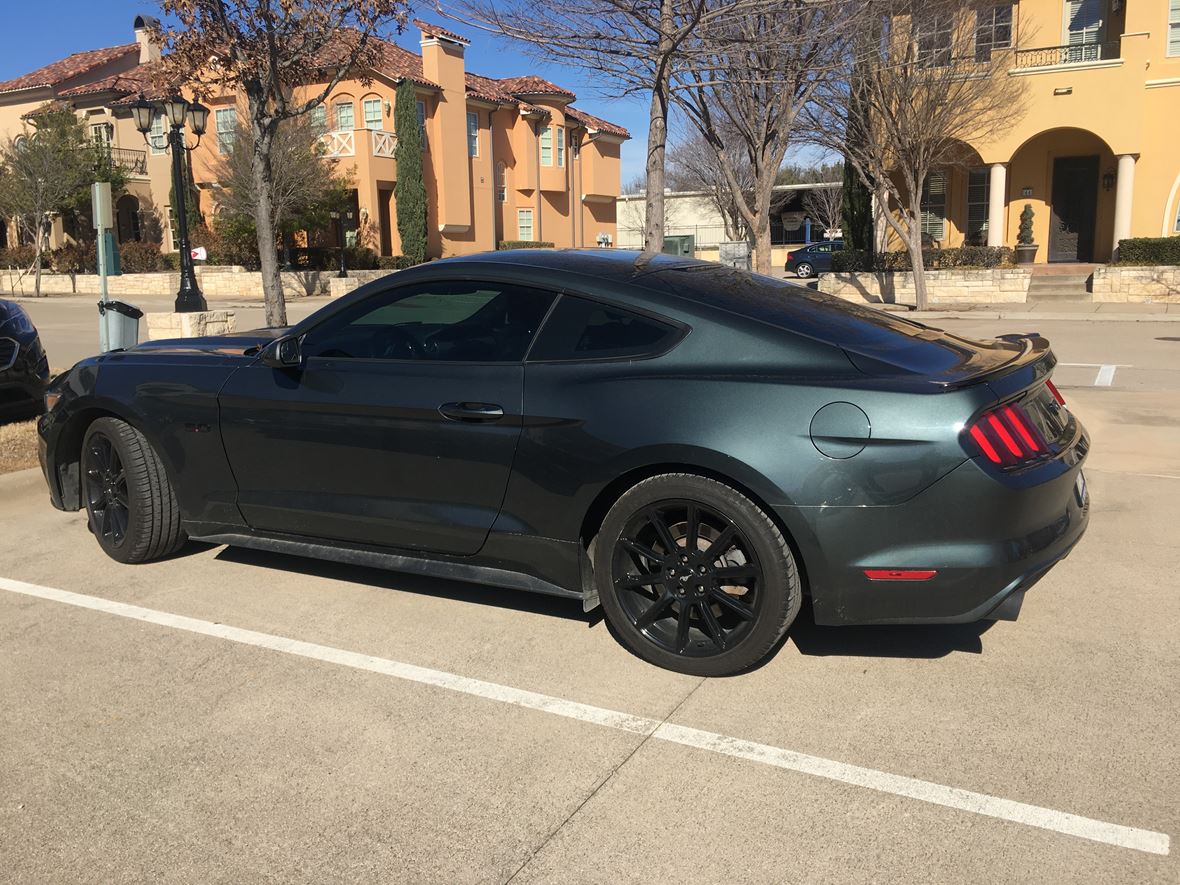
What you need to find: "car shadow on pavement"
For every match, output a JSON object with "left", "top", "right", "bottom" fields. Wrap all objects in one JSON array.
[
  {"left": 212, "top": 545, "right": 606, "bottom": 626},
  {"left": 788, "top": 599, "right": 995, "bottom": 659}
]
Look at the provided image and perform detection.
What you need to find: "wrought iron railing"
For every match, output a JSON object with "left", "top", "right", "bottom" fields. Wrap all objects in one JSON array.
[
  {"left": 108, "top": 147, "right": 148, "bottom": 176},
  {"left": 1013, "top": 40, "right": 1121, "bottom": 68}
]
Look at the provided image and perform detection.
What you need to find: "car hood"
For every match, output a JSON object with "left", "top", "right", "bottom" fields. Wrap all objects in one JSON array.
[{"left": 125, "top": 327, "right": 289, "bottom": 357}]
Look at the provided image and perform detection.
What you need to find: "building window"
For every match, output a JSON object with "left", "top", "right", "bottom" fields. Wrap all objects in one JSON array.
[
  {"left": 1174, "top": 200, "right": 1180, "bottom": 233},
  {"left": 966, "top": 168, "right": 991, "bottom": 245},
  {"left": 310, "top": 105, "right": 327, "bottom": 134},
  {"left": 363, "top": 98, "right": 383, "bottom": 131},
  {"left": 166, "top": 205, "right": 177, "bottom": 249},
  {"left": 975, "top": 4, "right": 1012, "bottom": 62},
  {"left": 467, "top": 111, "right": 479, "bottom": 157},
  {"left": 495, "top": 162, "right": 507, "bottom": 202},
  {"left": 90, "top": 122, "right": 113, "bottom": 146},
  {"left": 215, "top": 108, "right": 237, "bottom": 154},
  {"left": 517, "top": 208, "right": 534, "bottom": 240},
  {"left": 556, "top": 125, "right": 565, "bottom": 167},
  {"left": 1169, "top": 0, "right": 1180, "bottom": 57},
  {"left": 920, "top": 171, "right": 947, "bottom": 241},
  {"left": 1065, "top": 0, "right": 1104, "bottom": 62},
  {"left": 540, "top": 126, "right": 553, "bottom": 166},
  {"left": 416, "top": 100, "right": 427, "bottom": 148},
  {"left": 149, "top": 113, "right": 166, "bottom": 155},
  {"left": 918, "top": 15, "right": 953, "bottom": 68},
  {"left": 335, "top": 101, "right": 354, "bottom": 131}
]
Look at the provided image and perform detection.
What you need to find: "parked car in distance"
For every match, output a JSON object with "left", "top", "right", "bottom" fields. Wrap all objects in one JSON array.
[
  {"left": 0, "top": 299, "right": 50, "bottom": 421},
  {"left": 785, "top": 240, "right": 843, "bottom": 278},
  {"left": 39, "top": 250, "right": 1089, "bottom": 676}
]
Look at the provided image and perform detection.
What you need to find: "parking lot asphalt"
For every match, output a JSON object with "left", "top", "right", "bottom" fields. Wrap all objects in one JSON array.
[{"left": 1, "top": 311, "right": 1178, "bottom": 882}]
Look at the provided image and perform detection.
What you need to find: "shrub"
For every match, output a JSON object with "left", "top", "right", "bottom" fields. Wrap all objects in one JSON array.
[
  {"left": 49, "top": 241, "right": 96, "bottom": 275},
  {"left": 1018, "top": 204, "right": 1035, "bottom": 246},
  {"left": 196, "top": 219, "right": 261, "bottom": 269},
  {"left": 1116, "top": 237, "right": 1180, "bottom": 266},
  {"left": 0, "top": 245, "right": 37, "bottom": 269},
  {"left": 344, "top": 245, "right": 379, "bottom": 269},
  {"left": 831, "top": 246, "right": 1014, "bottom": 273},
  {"left": 160, "top": 252, "right": 181, "bottom": 271},
  {"left": 498, "top": 240, "right": 555, "bottom": 250},
  {"left": 377, "top": 255, "right": 418, "bottom": 270},
  {"left": 831, "top": 248, "right": 869, "bottom": 272},
  {"left": 118, "top": 240, "right": 167, "bottom": 273}
]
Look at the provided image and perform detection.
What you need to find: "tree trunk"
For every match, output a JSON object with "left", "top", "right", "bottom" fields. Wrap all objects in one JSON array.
[
  {"left": 752, "top": 212, "right": 772, "bottom": 275},
  {"left": 33, "top": 218, "right": 45, "bottom": 298},
  {"left": 906, "top": 221, "right": 929, "bottom": 310},
  {"left": 644, "top": 76, "right": 669, "bottom": 254},
  {"left": 249, "top": 121, "right": 287, "bottom": 327}
]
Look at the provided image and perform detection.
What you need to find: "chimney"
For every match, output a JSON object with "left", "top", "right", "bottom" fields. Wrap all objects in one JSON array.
[
  {"left": 134, "top": 15, "right": 162, "bottom": 64},
  {"left": 418, "top": 20, "right": 472, "bottom": 235}
]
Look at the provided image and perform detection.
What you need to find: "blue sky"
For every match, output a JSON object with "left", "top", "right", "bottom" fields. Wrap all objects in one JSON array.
[{"left": 1, "top": 1, "right": 652, "bottom": 183}]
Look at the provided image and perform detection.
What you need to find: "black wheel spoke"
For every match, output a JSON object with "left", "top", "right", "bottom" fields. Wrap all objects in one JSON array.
[
  {"left": 674, "top": 601, "right": 694, "bottom": 653},
  {"left": 620, "top": 538, "right": 664, "bottom": 564},
  {"left": 617, "top": 572, "right": 661, "bottom": 589},
  {"left": 709, "top": 589, "right": 755, "bottom": 621},
  {"left": 713, "top": 564, "right": 758, "bottom": 583},
  {"left": 684, "top": 503, "right": 699, "bottom": 552},
  {"left": 704, "top": 524, "right": 737, "bottom": 559},
  {"left": 109, "top": 505, "right": 127, "bottom": 542},
  {"left": 699, "top": 602, "right": 727, "bottom": 650},
  {"left": 647, "top": 508, "right": 679, "bottom": 555},
  {"left": 635, "top": 593, "right": 674, "bottom": 630},
  {"left": 100, "top": 505, "right": 112, "bottom": 539}
]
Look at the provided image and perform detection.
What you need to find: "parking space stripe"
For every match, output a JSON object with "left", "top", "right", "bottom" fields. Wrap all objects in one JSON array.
[{"left": 0, "top": 576, "right": 1170, "bottom": 857}]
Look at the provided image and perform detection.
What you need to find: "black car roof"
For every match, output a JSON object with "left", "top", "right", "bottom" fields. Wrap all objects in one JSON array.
[{"left": 433, "top": 248, "right": 702, "bottom": 283}]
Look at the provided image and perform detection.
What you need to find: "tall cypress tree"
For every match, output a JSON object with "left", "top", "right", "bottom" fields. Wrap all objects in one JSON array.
[
  {"left": 841, "top": 157, "right": 872, "bottom": 252},
  {"left": 394, "top": 80, "right": 427, "bottom": 264}
]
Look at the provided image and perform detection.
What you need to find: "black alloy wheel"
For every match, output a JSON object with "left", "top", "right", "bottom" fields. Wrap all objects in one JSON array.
[
  {"left": 596, "top": 474, "right": 801, "bottom": 676},
  {"left": 84, "top": 430, "right": 130, "bottom": 550}
]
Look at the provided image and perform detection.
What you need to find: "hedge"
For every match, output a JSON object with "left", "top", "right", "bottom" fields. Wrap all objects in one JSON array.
[
  {"left": 377, "top": 255, "right": 421, "bottom": 270},
  {"left": 498, "top": 240, "right": 555, "bottom": 250},
  {"left": 1116, "top": 237, "right": 1180, "bottom": 266},
  {"left": 832, "top": 246, "right": 1015, "bottom": 272}
]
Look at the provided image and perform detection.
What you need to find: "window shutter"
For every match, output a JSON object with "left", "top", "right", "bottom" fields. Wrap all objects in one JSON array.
[
  {"left": 1066, "top": 0, "right": 1102, "bottom": 46},
  {"left": 1169, "top": 0, "right": 1180, "bottom": 56}
]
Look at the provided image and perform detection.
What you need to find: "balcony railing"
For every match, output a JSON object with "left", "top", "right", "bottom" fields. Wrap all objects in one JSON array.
[
  {"left": 371, "top": 129, "right": 397, "bottom": 159},
  {"left": 318, "top": 130, "right": 355, "bottom": 158},
  {"left": 1013, "top": 40, "right": 1120, "bottom": 69},
  {"left": 108, "top": 147, "right": 148, "bottom": 176}
]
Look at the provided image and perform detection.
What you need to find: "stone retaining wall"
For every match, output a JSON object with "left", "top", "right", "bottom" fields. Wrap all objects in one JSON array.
[
  {"left": 818, "top": 268, "right": 1031, "bottom": 305},
  {"left": 0, "top": 267, "right": 334, "bottom": 300},
  {"left": 1091, "top": 265, "right": 1180, "bottom": 303},
  {"left": 328, "top": 270, "right": 396, "bottom": 298}
]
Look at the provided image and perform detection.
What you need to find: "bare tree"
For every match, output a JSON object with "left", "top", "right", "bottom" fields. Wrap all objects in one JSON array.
[
  {"left": 447, "top": 0, "right": 755, "bottom": 254},
  {"left": 156, "top": 0, "right": 410, "bottom": 326},
  {"left": 667, "top": 131, "right": 753, "bottom": 244},
  {"left": 212, "top": 112, "right": 351, "bottom": 265},
  {"left": 802, "top": 183, "right": 843, "bottom": 240},
  {"left": 808, "top": 0, "right": 1027, "bottom": 308},
  {"left": 671, "top": 1, "right": 855, "bottom": 273}
]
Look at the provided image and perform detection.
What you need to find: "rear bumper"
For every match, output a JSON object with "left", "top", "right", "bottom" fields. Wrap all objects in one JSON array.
[{"left": 786, "top": 437, "right": 1089, "bottom": 626}]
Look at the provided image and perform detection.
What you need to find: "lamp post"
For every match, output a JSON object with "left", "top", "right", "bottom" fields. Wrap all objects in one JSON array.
[{"left": 131, "top": 95, "right": 209, "bottom": 312}]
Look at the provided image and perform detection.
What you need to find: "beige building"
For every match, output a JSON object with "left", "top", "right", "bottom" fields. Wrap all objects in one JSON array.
[{"left": 0, "top": 17, "right": 627, "bottom": 260}]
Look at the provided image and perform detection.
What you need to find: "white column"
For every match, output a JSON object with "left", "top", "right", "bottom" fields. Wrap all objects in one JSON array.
[
  {"left": 987, "top": 163, "right": 1007, "bottom": 248},
  {"left": 1112, "top": 154, "right": 1135, "bottom": 259}
]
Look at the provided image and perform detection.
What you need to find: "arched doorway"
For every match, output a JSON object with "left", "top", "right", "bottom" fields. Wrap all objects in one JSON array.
[
  {"left": 116, "top": 194, "right": 142, "bottom": 244},
  {"left": 1007, "top": 128, "right": 1117, "bottom": 263}
]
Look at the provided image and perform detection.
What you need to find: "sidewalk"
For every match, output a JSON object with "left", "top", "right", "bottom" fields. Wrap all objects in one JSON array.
[{"left": 887, "top": 302, "right": 1180, "bottom": 322}]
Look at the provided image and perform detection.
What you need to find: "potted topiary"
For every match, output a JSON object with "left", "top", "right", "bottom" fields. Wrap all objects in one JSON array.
[{"left": 1015, "top": 203, "right": 1038, "bottom": 264}]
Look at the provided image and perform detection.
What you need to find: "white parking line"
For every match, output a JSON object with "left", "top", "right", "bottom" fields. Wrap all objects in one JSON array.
[
  {"left": 0, "top": 576, "right": 1170, "bottom": 857},
  {"left": 1058, "top": 363, "right": 1129, "bottom": 387}
]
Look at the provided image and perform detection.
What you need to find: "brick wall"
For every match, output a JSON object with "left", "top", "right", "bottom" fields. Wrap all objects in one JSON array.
[
  {"left": 1091, "top": 266, "right": 1180, "bottom": 303},
  {"left": 818, "top": 269, "right": 1031, "bottom": 306}
]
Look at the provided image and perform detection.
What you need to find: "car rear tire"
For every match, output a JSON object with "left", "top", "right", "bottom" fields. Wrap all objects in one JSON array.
[
  {"left": 595, "top": 474, "right": 802, "bottom": 676},
  {"left": 82, "top": 417, "right": 186, "bottom": 564},
  {"left": 794, "top": 262, "right": 813, "bottom": 278}
]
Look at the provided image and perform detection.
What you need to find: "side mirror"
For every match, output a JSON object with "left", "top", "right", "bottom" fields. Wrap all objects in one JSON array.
[{"left": 260, "top": 335, "right": 302, "bottom": 369}]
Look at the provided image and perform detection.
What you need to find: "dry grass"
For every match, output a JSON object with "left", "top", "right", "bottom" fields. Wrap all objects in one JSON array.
[{"left": 0, "top": 418, "right": 40, "bottom": 475}]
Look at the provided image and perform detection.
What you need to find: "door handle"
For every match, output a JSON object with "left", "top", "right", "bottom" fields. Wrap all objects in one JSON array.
[{"left": 438, "top": 402, "right": 505, "bottom": 423}]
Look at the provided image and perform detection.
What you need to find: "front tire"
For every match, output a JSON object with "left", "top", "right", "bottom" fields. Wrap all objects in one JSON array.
[
  {"left": 794, "top": 262, "right": 814, "bottom": 278},
  {"left": 82, "top": 417, "right": 186, "bottom": 564},
  {"left": 595, "top": 474, "right": 801, "bottom": 676}
]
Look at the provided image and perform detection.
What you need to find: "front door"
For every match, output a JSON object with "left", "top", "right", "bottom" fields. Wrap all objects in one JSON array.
[
  {"left": 1049, "top": 155, "right": 1098, "bottom": 262},
  {"left": 217, "top": 278, "right": 556, "bottom": 555}
]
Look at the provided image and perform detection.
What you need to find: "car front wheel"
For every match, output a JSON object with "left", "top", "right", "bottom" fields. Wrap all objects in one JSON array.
[
  {"left": 595, "top": 474, "right": 802, "bottom": 676},
  {"left": 82, "top": 417, "right": 187, "bottom": 564}
]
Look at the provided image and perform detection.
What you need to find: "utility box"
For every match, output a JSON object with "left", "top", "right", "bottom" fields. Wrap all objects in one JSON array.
[
  {"left": 719, "top": 241, "right": 751, "bottom": 270},
  {"left": 662, "top": 235, "right": 695, "bottom": 257}
]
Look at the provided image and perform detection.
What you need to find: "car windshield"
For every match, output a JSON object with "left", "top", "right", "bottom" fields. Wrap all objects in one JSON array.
[{"left": 638, "top": 265, "right": 1021, "bottom": 376}]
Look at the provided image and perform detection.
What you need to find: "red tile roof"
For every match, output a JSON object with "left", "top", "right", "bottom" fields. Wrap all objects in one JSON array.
[
  {"left": 0, "top": 43, "right": 139, "bottom": 95},
  {"left": 412, "top": 19, "right": 470, "bottom": 46},
  {"left": 59, "top": 64, "right": 157, "bottom": 100},
  {"left": 565, "top": 106, "right": 629, "bottom": 138},
  {"left": 370, "top": 37, "right": 440, "bottom": 90},
  {"left": 494, "top": 76, "right": 575, "bottom": 98}
]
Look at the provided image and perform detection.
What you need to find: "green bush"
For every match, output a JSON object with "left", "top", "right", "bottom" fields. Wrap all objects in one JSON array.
[
  {"left": 831, "top": 246, "right": 1014, "bottom": 273},
  {"left": 0, "top": 245, "right": 37, "bottom": 269},
  {"left": 1116, "top": 237, "right": 1180, "bottom": 266},
  {"left": 118, "top": 240, "right": 167, "bottom": 273},
  {"left": 160, "top": 252, "right": 181, "bottom": 271},
  {"left": 196, "top": 219, "right": 261, "bottom": 269},
  {"left": 344, "top": 246, "right": 379, "bottom": 269},
  {"left": 498, "top": 240, "right": 555, "bottom": 250},
  {"left": 49, "top": 241, "right": 96, "bottom": 275},
  {"left": 377, "top": 255, "right": 418, "bottom": 270}
]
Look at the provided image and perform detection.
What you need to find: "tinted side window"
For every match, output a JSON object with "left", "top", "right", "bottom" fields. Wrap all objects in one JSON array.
[
  {"left": 528, "top": 295, "right": 680, "bottom": 361},
  {"left": 303, "top": 281, "right": 555, "bottom": 362}
]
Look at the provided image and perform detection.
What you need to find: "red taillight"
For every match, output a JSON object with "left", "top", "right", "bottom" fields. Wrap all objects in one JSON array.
[
  {"left": 864, "top": 569, "right": 938, "bottom": 581},
  {"left": 1046, "top": 380, "right": 1066, "bottom": 405},
  {"left": 787, "top": 252, "right": 795, "bottom": 261},
  {"left": 966, "top": 399, "right": 1047, "bottom": 467}
]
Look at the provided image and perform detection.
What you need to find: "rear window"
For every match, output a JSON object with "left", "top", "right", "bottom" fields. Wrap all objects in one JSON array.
[
  {"left": 528, "top": 295, "right": 681, "bottom": 361},
  {"left": 637, "top": 265, "right": 1021, "bottom": 376}
]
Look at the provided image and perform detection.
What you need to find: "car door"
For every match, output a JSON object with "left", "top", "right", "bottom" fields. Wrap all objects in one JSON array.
[
  {"left": 812, "top": 242, "right": 835, "bottom": 272},
  {"left": 217, "top": 278, "right": 556, "bottom": 555}
]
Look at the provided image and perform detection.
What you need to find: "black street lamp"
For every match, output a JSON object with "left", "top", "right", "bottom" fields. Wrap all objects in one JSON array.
[{"left": 131, "top": 95, "right": 209, "bottom": 313}]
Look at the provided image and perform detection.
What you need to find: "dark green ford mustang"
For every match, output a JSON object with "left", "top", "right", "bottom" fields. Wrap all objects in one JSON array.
[{"left": 39, "top": 250, "right": 1089, "bottom": 675}]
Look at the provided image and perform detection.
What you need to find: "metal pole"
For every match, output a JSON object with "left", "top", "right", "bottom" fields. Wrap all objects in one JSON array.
[
  {"left": 170, "top": 127, "right": 206, "bottom": 312},
  {"left": 98, "top": 229, "right": 110, "bottom": 353}
]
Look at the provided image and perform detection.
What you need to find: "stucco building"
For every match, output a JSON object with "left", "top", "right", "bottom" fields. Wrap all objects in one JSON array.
[
  {"left": 908, "top": 0, "right": 1180, "bottom": 263},
  {"left": 0, "top": 18, "right": 627, "bottom": 260}
]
